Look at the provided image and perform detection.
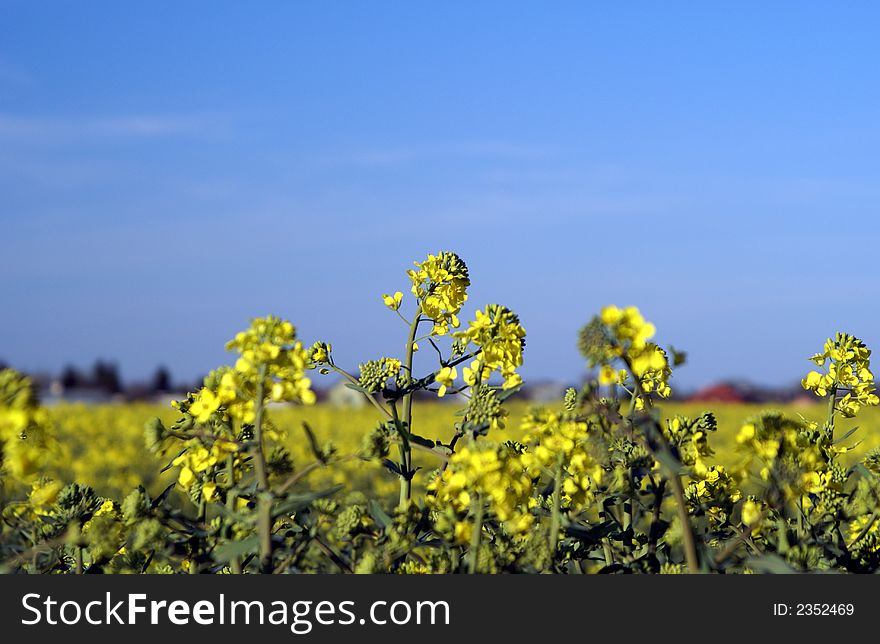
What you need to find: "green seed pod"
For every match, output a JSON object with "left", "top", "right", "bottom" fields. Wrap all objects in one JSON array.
[
  {"left": 361, "top": 422, "right": 392, "bottom": 459},
  {"left": 143, "top": 417, "right": 166, "bottom": 451},
  {"left": 121, "top": 487, "right": 150, "bottom": 525},
  {"left": 132, "top": 518, "right": 163, "bottom": 551}
]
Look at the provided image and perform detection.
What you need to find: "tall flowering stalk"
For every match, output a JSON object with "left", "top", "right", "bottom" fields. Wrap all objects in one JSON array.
[
  {"left": 155, "top": 316, "right": 332, "bottom": 573},
  {"left": 311, "top": 252, "right": 526, "bottom": 514},
  {"left": 578, "top": 306, "right": 698, "bottom": 573}
]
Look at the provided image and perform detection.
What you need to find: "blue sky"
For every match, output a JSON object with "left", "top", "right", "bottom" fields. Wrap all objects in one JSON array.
[{"left": 2, "top": 2, "right": 880, "bottom": 390}]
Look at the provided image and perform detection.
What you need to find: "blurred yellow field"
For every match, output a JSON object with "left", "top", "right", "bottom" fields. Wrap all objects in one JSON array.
[{"left": 42, "top": 400, "right": 880, "bottom": 501}]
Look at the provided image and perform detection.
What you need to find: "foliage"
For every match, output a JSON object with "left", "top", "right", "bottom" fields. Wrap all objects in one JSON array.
[{"left": 2, "top": 251, "right": 880, "bottom": 573}]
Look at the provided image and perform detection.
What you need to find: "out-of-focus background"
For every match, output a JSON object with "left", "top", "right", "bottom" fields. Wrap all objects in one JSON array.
[{"left": 3, "top": 2, "right": 880, "bottom": 401}]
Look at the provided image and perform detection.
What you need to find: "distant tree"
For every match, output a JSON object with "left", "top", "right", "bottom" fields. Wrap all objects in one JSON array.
[
  {"left": 92, "top": 360, "right": 122, "bottom": 394},
  {"left": 151, "top": 366, "right": 172, "bottom": 393},
  {"left": 60, "top": 365, "right": 84, "bottom": 389}
]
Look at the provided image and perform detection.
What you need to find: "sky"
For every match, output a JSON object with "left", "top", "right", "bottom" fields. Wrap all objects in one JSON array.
[{"left": 3, "top": 2, "right": 880, "bottom": 391}]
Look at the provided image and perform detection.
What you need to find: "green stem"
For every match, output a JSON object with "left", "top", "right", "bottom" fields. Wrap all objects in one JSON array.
[
  {"left": 624, "top": 391, "right": 637, "bottom": 537},
  {"left": 668, "top": 477, "right": 699, "bottom": 573},
  {"left": 826, "top": 385, "right": 837, "bottom": 437},
  {"left": 399, "top": 306, "right": 422, "bottom": 506},
  {"left": 647, "top": 478, "right": 666, "bottom": 566},
  {"left": 251, "top": 364, "right": 273, "bottom": 574},
  {"left": 190, "top": 498, "right": 208, "bottom": 574},
  {"left": 467, "top": 496, "right": 484, "bottom": 574},
  {"left": 402, "top": 307, "right": 422, "bottom": 421},
  {"left": 75, "top": 547, "right": 83, "bottom": 575},
  {"left": 797, "top": 496, "right": 806, "bottom": 542},
  {"left": 225, "top": 453, "right": 242, "bottom": 574},
  {"left": 602, "top": 539, "right": 614, "bottom": 567},
  {"left": 714, "top": 509, "right": 768, "bottom": 565},
  {"left": 623, "top": 379, "right": 641, "bottom": 539},
  {"left": 257, "top": 496, "right": 272, "bottom": 574},
  {"left": 549, "top": 453, "right": 564, "bottom": 556},
  {"left": 390, "top": 402, "right": 411, "bottom": 510},
  {"left": 621, "top": 355, "right": 700, "bottom": 574}
]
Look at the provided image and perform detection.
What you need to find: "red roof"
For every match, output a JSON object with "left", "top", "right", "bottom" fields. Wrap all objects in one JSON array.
[{"left": 687, "top": 383, "right": 747, "bottom": 403}]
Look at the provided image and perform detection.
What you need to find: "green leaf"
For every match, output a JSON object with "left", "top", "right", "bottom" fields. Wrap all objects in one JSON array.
[
  {"left": 834, "top": 427, "right": 859, "bottom": 444},
  {"left": 213, "top": 535, "right": 259, "bottom": 563},
  {"left": 652, "top": 447, "right": 683, "bottom": 475},
  {"left": 368, "top": 500, "right": 393, "bottom": 530},
  {"left": 160, "top": 449, "right": 186, "bottom": 473},
  {"left": 302, "top": 421, "right": 327, "bottom": 464},
  {"left": 381, "top": 459, "right": 403, "bottom": 477},
  {"left": 151, "top": 483, "right": 176, "bottom": 509},
  {"left": 272, "top": 485, "right": 344, "bottom": 518},
  {"left": 565, "top": 520, "right": 616, "bottom": 544},
  {"left": 746, "top": 555, "right": 798, "bottom": 574},
  {"left": 212, "top": 502, "right": 255, "bottom": 524},
  {"left": 852, "top": 463, "right": 873, "bottom": 478},
  {"left": 406, "top": 432, "right": 436, "bottom": 448},
  {"left": 497, "top": 385, "right": 522, "bottom": 403}
]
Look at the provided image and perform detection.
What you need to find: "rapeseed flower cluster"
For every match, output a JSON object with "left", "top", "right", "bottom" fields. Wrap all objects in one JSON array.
[
  {"left": 601, "top": 306, "right": 672, "bottom": 400},
  {"left": 663, "top": 414, "right": 717, "bottom": 472},
  {"left": 27, "top": 478, "right": 63, "bottom": 516},
  {"left": 309, "top": 341, "right": 332, "bottom": 365},
  {"left": 740, "top": 497, "right": 768, "bottom": 535},
  {"left": 358, "top": 358, "right": 402, "bottom": 393},
  {"left": 456, "top": 304, "right": 526, "bottom": 390},
  {"left": 381, "top": 291, "right": 404, "bottom": 311},
  {"left": 184, "top": 316, "right": 316, "bottom": 426},
  {"left": 407, "top": 251, "right": 470, "bottom": 336},
  {"left": 171, "top": 438, "right": 240, "bottom": 493},
  {"left": 428, "top": 442, "right": 534, "bottom": 542},
  {"left": 520, "top": 410, "right": 603, "bottom": 510},
  {"left": 802, "top": 332, "right": 879, "bottom": 417},
  {"left": 579, "top": 306, "right": 671, "bottom": 409},
  {"left": 0, "top": 369, "right": 52, "bottom": 482},
  {"left": 163, "top": 317, "right": 317, "bottom": 506},
  {"left": 685, "top": 464, "right": 741, "bottom": 527},
  {"left": 847, "top": 514, "right": 880, "bottom": 554},
  {"left": 734, "top": 411, "right": 849, "bottom": 524},
  {"left": 225, "top": 315, "right": 316, "bottom": 406},
  {"left": 460, "top": 385, "right": 508, "bottom": 435}
]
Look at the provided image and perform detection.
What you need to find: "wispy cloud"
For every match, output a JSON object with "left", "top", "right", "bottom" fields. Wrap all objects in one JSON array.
[
  {"left": 0, "top": 153, "right": 121, "bottom": 188},
  {"left": 313, "top": 141, "right": 553, "bottom": 169},
  {"left": 0, "top": 113, "right": 217, "bottom": 144}
]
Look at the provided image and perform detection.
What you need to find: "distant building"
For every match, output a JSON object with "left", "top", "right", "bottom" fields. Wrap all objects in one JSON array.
[
  {"left": 684, "top": 380, "right": 809, "bottom": 404},
  {"left": 521, "top": 381, "right": 567, "bottom": 402},
  {"left": 326, "top": 381, "right": 367, "bottom": 408},
  {"left": 41, "top": 384, "right": 118, "bottom": 405},
  {"left": 687, "top": 383, "right": 747, "bottom": 403}
]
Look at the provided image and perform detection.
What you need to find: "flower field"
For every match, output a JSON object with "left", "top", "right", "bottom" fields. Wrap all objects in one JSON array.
[
  {"left": 4, "top": 251, "right": 880, "bottom": 574},
  {"left": 34, "top": 401, "right": 880, "bottom": 504}
]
